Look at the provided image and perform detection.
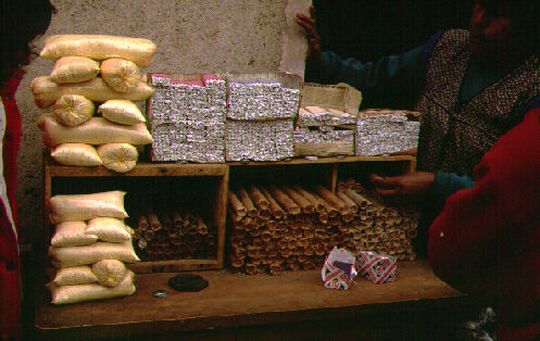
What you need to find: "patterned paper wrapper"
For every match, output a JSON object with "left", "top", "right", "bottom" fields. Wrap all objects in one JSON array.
[
  {"left": 321, "top": 246, "right": 357, "bottom": 290},
  {"left": 356, "top": 251, "right": 397, "bottom": 284}
]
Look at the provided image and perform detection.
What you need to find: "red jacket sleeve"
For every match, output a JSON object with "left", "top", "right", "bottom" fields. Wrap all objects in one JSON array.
[{"left": 428, "top": 109, "right": 540, "bottom": 326}]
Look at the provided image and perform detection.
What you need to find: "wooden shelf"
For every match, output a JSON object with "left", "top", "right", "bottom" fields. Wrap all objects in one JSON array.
[
  {"left": 46, "top": 155, "right": 415, "bottom": 176},
  {"left": 228, "top": 154, "right": 416, "bottom": 166},
  {"left": 35, "top": 260, "right": 465, "bottom": 339},
  {"left": 47, "top": 162, "right": 228, "bottom": 177}
]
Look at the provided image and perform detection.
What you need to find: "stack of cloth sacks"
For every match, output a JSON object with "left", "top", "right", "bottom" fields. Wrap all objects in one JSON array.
[
  {"left": 46, "top": 191, "right": 140, "bottom": 304},
  {"left": 31, "top": 35, "right": 157, "bottom": 173}
]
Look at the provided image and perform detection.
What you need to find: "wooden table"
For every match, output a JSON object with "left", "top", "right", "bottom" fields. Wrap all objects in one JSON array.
[{"left": 34, "top": 260, "right": 472, "bottom": 340}]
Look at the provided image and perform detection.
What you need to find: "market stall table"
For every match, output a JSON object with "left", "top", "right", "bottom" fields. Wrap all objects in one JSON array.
[{"left": 34, "top": 260, "right": 472, "bottom": 340}]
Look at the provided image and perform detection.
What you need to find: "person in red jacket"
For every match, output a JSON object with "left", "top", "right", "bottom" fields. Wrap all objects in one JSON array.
[
  {"left": 429, "top": 108, "right": 540, "bottom": 340},
  {"left": 0, "top": 1, "right": 55, "bottom": 339}
]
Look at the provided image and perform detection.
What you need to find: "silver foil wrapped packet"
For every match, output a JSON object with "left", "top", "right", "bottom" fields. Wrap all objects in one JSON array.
[
  {"left": 226, "top": 119, "right": 294, "bottom": 161},
  {"left": 293, "top": 128, "right": 354, "bottom": 157},
  {"left": 148, "top": 74, "right": 226, "bottom": 162},
  {"left": 225, "top": 73, "right": 301, "bottom": 161},
  {"left": 356, "top": 109, "right": 421, "bottom": 156},
  {"left": 226, "top": 73, "right": 302, "bottom": 121}
]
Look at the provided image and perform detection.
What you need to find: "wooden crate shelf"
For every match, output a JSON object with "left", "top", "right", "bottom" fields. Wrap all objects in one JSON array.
[
  {"left": 43, "top": 160, "right": 229, "bottom": 273},
  {"left": 42, "top": 155, "right": 415, "bottom": 273}
]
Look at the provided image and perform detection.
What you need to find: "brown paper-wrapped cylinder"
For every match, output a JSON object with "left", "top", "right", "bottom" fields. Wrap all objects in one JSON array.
[
  {"left": 236, "top": 188, "right": 257, "bottom": 217},
  {"left": 282, "top": 186, "right": 315, "bottom": 214},
  {"left": 260, "top": 187, "right": 287, "bottom": 220},
  {"left": 248, "top": 185, "right": 270, "bottom": 211},
  {"left": 228, "top": 192, "right": 246, "bottom": 222},
  {"left": 137, "top": 215, "right": 149, "bottom": 231},
  {"left": 147, "top": 213, "right": 161, "bottom": 232},
  {"left": 293, "top": 185, "right": 327, "bottom": 213},
  {"left": 336, "top": 191, "right": 359, "bottom": 214},
  {"left": 269, "top": 262, "right": 282, "bottom": 276},
  {"left": 269, "top": 186, "right": 301, "bottom": 215},
  {"left": 313, "top": 184, "right": 348, "bottom": 214}
]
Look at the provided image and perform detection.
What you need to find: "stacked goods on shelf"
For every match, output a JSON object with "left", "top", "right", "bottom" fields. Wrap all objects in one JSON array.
[
  {"left": 226, "top": 73, "right": 301, "bottom": 161},
  {"left": 132, "top": 210, "right": 216, "bottom": 261},
  {"left": 147, "top": 74, "right": 226, "bottom": 162},
  {"left": 294, "top": 83, "right": 362, "bottom": 157},
  {"left": 228, "top": 180, "right": 417, "bottom": 275},
  {"left": 31, "top": 35, "right": 157, "bottom": 173},
  {"left": 337, "top": 178, "right": 418, "bottom": 259},
  {"left": 356, "top": 109, "right": 421, "bottom": 156},
  {"left": 46, "top": 191, "right": 140, "bottom": 304}
]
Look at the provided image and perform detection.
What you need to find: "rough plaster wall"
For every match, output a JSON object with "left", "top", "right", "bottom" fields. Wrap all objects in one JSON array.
[{"left": 16, "top": 0, "right": 292, "bottom": 244}]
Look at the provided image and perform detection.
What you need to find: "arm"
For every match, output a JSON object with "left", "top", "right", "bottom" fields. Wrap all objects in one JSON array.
[
  {"left": 370, "top": 170, "right": 473, "bottom": 205},
  {"left": 431, "top": 171, "right": 475, "bottom": 209},
  {"left": 297, "top": 7, "right": 441, "bottom": 108}
]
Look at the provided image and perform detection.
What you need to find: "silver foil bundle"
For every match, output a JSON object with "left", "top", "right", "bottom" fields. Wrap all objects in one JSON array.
[
  {"left": 227, "top": 73, "right": 302, "bottom": 121},
  {"left": 148, "top": 74, "right": 226, "bottom": 162},
  {"left": 226, "top": 119, "right": 294, "bottom": 161},
  {"left": 294, "top": 128, "right": 354, "bottom": 144},
  {"left": 356, "top": 114, "right": 420, "bottom": 156},
  {"left": 297, "top": 106, "right": 356, "bottom": 129},
  {"left": 294, "top": 128, "right": 354, "bottom": 157}
]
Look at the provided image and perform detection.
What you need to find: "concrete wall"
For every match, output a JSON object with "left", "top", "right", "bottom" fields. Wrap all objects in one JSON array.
[{"left": 16, "top": 0, "right": 299, "bottom": 244}]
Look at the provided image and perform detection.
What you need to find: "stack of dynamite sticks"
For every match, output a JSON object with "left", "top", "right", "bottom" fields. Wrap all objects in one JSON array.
[
  {"left": 228, "top": 179, "right": 417, "bottom": 275},
  {"left": 132, "top": 210, "right": 216, "bottom": 261}
]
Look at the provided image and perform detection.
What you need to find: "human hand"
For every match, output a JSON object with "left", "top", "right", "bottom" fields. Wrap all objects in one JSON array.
[
  {"left": 370, "top": 172, "right": 435, "bottom": 199},
  {"left": 295, "top": 5, "right": 322, "bottom": 64}
]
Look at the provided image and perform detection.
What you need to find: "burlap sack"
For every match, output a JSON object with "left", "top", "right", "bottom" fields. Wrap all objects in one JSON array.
[
  {"left": 49, "top": 241, "right": 140, "bottom": 268},
  {"left": 86, "top": 217, "right": 131, "bottom": 243},
  {"left": 52, "top": 94, "right": 95, "bottom": 127},
  {"left": 53, "top": 266, "right": 98, "bottom": 286},
  {"left": 31, "top": 76, "right": 154, "bottom": 109},
  {"left": 50, "top": 221, "right": 97, "bottom": 247},
  {"left": 98, "top": 100, "right": 146, "bottom": 125},
  {"left": 50, "top": 190, "right": 128, "bottom": 224},
  {"left": 40, "top": 34, "right": 157, "bottom": 67},
  {"left": 92, "top": 259, "right": 128, "bottom": 288},
  {"left": 50, "top": 56, "right": 100, "bottom": 84},
  {"left": 38, "top": 116, "right": 153, "bottom": 147},
  {"left": 97, "top": 143, "right": 139, "bottom": 173},
  {"left": 47, "top": 270, "right": 135, "bottom": 305},
  {"left": 101, "top": 58, "right": 141, "bottom": 93},
  {"left": 51, "top": 143, "right": 102, "bottom": 167}
]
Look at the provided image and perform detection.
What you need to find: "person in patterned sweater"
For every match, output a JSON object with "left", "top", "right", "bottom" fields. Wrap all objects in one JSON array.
[
  {"left": 0, "top": 1, "right": 55, "bottom": 339},
  {"left": 298, "top": 1, "right": 539, "bottom": 339}
]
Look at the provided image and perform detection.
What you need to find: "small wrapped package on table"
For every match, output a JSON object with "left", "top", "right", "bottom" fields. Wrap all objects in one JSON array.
[
  {"left": 147, "top": 74, "right": 226, "bottom": 163},
  {"left": 321, "top": 247, "right": 357, "bottom": 290},
  {"left": 225, "top": 73, "right": 301, "bottom": 161},
  {"left": 356, "top": 109, "right": 421, "bottom": 156},
  {"left": 356, "top": 251, "right": 397, "bottom": 284}
]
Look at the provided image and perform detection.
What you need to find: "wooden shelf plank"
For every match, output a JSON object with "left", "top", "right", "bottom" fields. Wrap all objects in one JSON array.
[
  {"left": 47, "top": 162, "right": 228, "bottom": 177},
  {"left": 35, "top": 260, "right": 464, "bottom": 339},
  {"left": 228, "top": 155, "right": 416, "bottom": 166},
  {"left": 46, "top": 155, "right": 415, "bottom": 177}
]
